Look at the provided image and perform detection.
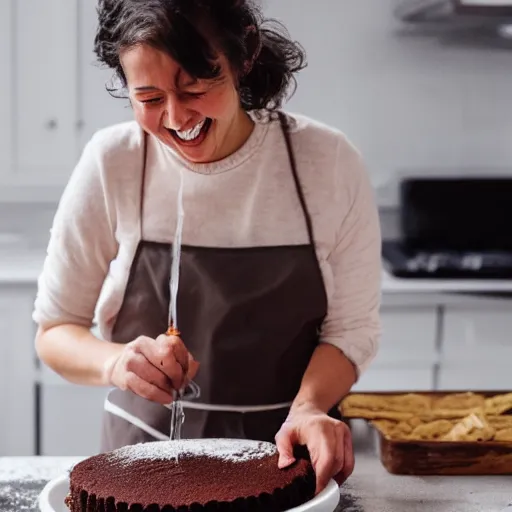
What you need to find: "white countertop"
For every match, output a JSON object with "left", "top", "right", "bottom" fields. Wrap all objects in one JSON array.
[
  {"left": 2, "top": 248, "right": 512, "bottom": 296},
  {"left": 381, "top": 270, "right": 512, "bottom": 294},
  {"left": 0, "top": 450, "right": 511, "bottom": 512}
]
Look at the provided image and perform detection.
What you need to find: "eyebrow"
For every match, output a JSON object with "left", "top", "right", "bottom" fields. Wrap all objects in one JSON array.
[
  {"left": 133, "top": 71, "right": 197, "bottom": 93},
  {"left": 134, "top": 86, "right": 160, "bottom": 92}
]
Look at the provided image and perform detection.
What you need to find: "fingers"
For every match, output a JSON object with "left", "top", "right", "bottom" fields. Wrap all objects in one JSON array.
[
  {"left": 331, "top": 421, "right": 346, "bottom": 477},
  {"left": 109, "top": 335, "right": 199, "bottom": 405},
  {"left": 125, "top": 371, "right": 174, "bottom": 405},
  {"left": 140, "top": 334, "right": 190, "bottom": 390},
  {"left": 183, "top": 352, "right": 200, "bottom": 386},
  {"left": 309, "top": 427, "right": 336, "bottom": 495},
  {"left": 125, "top": 350, "right": 174, "bottom": 396},
  {"left": 275, "top": 425, "right": 297, "bottom": 469},
  {"left": 161, "top": 334, "right": 190, "bottom": 374},
  {"left": 335, "top": 424, "right": 355, "bottom": 484},
  {"left": 302, "top": 418, "right": 354, "bottom": 494}
]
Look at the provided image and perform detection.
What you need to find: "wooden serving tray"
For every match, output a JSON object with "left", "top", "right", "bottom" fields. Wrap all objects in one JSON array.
[{"left": 340, "top": 390, "right": 512, "bottom": 475}]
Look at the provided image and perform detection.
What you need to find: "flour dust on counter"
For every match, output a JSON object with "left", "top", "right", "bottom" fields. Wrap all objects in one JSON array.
[
  {"left": 0, "top": 480, "right": 48, "bottom": 512},
  {"left": 335, "top": 485, "right": 363, "bottom": 512},
  {"left": 0, "top": 457, "right": 78, "bottom": 482},
  {"left": 0, "top": 457, "right": 80, "bottom": 512}
]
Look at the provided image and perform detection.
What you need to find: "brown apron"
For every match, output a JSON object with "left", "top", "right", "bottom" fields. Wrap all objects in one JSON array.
[{"left": 101, "top": 112, "right": 340, "bottom": 452}]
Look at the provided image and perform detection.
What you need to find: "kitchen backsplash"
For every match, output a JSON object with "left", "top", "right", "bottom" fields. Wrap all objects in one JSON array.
[{"left": 265, "top": 0, "right": 512, "bottom": 203}]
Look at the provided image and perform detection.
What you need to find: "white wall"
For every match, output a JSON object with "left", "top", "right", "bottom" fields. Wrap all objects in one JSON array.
[{"left": 263, "top": 0, "right": 512, "bottom": 204}]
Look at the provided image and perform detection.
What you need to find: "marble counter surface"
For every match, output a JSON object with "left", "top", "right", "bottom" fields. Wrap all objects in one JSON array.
[
  {"left": 0, "top": 457, "right": 80, "bottom": 512},
  {"left": 1, "top": 431, "right": 511, "bottom": 512}
]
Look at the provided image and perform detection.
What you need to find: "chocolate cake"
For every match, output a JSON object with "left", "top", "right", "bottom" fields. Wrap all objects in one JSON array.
[{"left": 65, "top": 439, "right": 316, "bottom": 511}]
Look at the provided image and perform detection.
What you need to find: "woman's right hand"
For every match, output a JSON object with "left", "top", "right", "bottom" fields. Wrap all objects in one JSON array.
[{"left": 103, "top": 333, "right": 199, "bottom": 405}]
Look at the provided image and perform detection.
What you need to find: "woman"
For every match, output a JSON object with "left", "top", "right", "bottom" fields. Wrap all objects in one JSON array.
[{"left": 33, "top": 0, "right": 381, "bottom": 494}]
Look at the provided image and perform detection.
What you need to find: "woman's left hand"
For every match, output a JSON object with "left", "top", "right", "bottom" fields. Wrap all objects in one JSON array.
[{"left": 274, "top": 403, "right": 354, "bottom": 495}]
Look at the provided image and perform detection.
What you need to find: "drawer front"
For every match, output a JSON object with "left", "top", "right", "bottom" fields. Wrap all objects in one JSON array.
[
  {"left": 0, "top": 288, "right": 36, "bottom": 455},
  {"left": 353, "top": 364, "right": 435, "bottom": 392},
  {"left": 442, "top": 304, "right": 512, "bottom": 359},
  {"left": 41, "top": 384, "right": 108, "bottom": 456},
  {"left": 377, "top": 306, "right": 438, "bottom": 364}
]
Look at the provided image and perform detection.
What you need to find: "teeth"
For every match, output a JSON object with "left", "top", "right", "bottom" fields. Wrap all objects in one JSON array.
[{"left": 175, "top": 120, "right": 206, "bottom": 141}]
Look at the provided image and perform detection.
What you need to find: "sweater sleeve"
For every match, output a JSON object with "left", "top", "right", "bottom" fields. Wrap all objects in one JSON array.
[
  {"left": 319, "top": 138, "right": 382, "bottom": 377},
  {"left": 32, "top": 135, "right": 119, "bottom": 330}
]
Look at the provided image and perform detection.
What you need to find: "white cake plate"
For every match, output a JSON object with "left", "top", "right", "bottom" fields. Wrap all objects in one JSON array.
[{"left": 39, "top": 473, "right": 339, "bottom": 512}]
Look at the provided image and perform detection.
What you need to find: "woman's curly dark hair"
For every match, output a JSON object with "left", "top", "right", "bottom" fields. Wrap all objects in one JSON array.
[{"left": 93, "top": 0, "right": 307, "bottom": 111}]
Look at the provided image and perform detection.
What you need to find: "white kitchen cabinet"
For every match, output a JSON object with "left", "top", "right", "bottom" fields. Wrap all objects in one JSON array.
[
  {"left": 2, "top": 0, "right": 133, "bottom": 192},
  {"left": 41, "top": 382, "right": 107, "bottom": 456},
  {"left": 0, "top": 285, "right": 37, "bottom": 456},
  {"left": 77, "top": 0, "right": 134, "bottom": 152},
  {"left": 441, "top": 302, "right": 512, "bottom": 360},
  {"left": 376, "top": 306, "right": 438, "bottom": 364},
  {"left": 0, "top": 1, "right": 13, "bottom": 177},
  {"left": 13, "top": 0, "right": 79, "bottom": 184},
  {"left": 352, "top": 306, "right": 438, "bottom": 391},
  {"left": 437, "top": 300, "right": 512, "bottom": 391}
]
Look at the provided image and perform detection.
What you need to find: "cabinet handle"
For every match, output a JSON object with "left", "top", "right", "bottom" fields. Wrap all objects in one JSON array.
[{"left": 46, "top": 119, "right": 58, "bottom": 130}]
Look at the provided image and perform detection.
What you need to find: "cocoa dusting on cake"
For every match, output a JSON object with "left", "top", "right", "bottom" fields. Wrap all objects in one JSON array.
[
  {"left": 66, "top": 439, "right": 315, "bottom": 511},
  {"left": 109, "top": 438, "right": 277, "bottom": 464}
]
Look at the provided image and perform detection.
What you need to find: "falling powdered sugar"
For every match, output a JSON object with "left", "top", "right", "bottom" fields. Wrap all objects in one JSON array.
[{"left": 108, "top": 439, "right": 277, "bottom": 466}]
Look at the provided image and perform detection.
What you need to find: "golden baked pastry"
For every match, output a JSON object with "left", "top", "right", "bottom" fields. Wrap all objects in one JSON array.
[
  {"left": 342, "top": 391, "right": 512, "bottom": 444},
  {"left": 342, "top": 393, "right": 431, "bottom": 414},
  {"left": 433, "top": 392, "right": 485, "bottom": 411},
  {"left": 484, "top": 393, "right": 512, "bottom": 415},
  {"left": 494, "top": 428, "right": 512, "bottom": 442},
  {"left": 443, "top": 413, "right": 495, "bottom": 442},
  {"left": 408, "top": 420, "right": 455, "bottom": 441}
]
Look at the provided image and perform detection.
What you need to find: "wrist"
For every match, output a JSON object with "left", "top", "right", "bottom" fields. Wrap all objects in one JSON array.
[
  {"left": 290, "top": 396, "right": 324, "bottom": 415},
  {"left": 101, "top": 343, "right": 124, "bottom": 387}
]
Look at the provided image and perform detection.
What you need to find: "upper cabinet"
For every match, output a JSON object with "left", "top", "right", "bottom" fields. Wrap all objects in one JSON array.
[
  {"left": 0, "top": 1, "right": 13, "bottom": 179},
  {"left": 14, "top": 0, "right": 79, "bottom": 185},
  {"left": 0, "top": 0, "right": 134, "bottom": 196},
  {"left": 77, "top": 0, "right": 133, "bottom": 152}
]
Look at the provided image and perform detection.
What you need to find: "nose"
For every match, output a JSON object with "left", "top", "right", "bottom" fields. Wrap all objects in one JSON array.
[{"left": 163, "top": 96, "right": 191, "bottom": 131}]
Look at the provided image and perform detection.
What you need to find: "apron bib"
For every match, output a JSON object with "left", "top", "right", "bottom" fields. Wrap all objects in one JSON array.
[{"left": 101, "top": 113, "right": 337, "bottom": 451}]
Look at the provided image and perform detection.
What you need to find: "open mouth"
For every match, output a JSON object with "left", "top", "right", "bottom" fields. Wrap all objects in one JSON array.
[{"left": 168, "top": 118, "right": 212, "bottom": 146}]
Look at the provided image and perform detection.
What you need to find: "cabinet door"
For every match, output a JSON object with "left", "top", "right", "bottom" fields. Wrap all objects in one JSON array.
[
  {"left": 377, "top": 306, "right": 438, "bottom": 364},
  {"left": 41, "top": 382, "right": 107, "bottom": 456},
  {"left": 439, "top": 301, "right": 512, "bottom": 391},
  {"left": 14, "top": 0, "right": 78, "bottom": 183},
  {"left": 441, "top": 302, "right": 512, "bottom": 360},
  {"left": 0, "top": 1, "right": 13, "bottom": 179},
  {"left": 0, "top": 286, "right": 37, "bottom": 456},
  {"left": 77, "top": 0, "right": 133, "bottom": 153}
]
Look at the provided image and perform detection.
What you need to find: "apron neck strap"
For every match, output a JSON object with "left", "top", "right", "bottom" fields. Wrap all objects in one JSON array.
[
  {"left": 139, "top": 117, "right": 317, "bottom": 247},
  {"left": 140, "top": 131, "right": 149, "bottom": 234},
  {"left": 277, "top": 111, "right": 316, "bottom": 247}
]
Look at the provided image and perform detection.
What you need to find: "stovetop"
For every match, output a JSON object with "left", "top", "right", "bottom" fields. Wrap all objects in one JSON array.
[{"left": 382, "top": 240, "right": 512, "bottom": 279}]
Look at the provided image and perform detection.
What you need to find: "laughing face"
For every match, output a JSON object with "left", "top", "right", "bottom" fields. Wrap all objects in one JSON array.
[{"left": 120, "top": 44, "right": 254, "bottom": 164}]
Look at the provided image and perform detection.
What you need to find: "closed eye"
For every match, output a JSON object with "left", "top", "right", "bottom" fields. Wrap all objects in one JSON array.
[
  {"left": 140, "top": 97, "right": 163, "bottom": 104},
  {"left": 183, "top": 91, "right": 206, "bottom": 100}
]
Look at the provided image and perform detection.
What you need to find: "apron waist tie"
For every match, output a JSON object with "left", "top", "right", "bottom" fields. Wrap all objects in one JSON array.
[
  {"left": 104, "top": 391, "right": 293, "bottom": 443},
  {"left": 104, "top": 395, "right": 170, "bottom": 441},
  {"left": 168, "top": 400, "right": 293, "bottom": 413}
]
